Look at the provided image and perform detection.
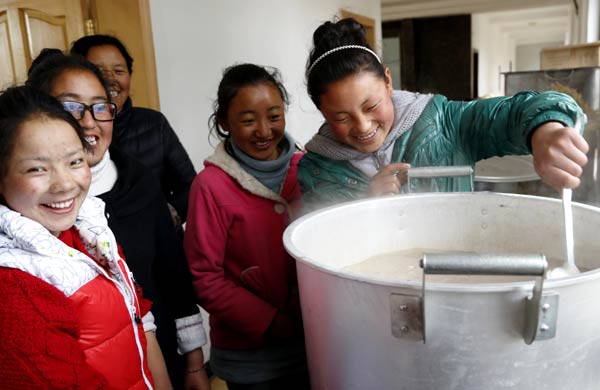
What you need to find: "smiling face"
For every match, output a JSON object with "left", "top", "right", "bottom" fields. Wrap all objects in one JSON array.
[
  {"left": 49, "top": 69, "right": 113, "bottom": 167},
  {"left": 0, "top": 116, "right": 91, "bottom": 236},
  {"left": 85, "top": 44, "right": 131, "bottom": 113},
  {"left": 319, "top": 69, "right": 395, "bottom": 154},
  {"left": 221, "top": 82, "right": 286, "bottom": 161}
]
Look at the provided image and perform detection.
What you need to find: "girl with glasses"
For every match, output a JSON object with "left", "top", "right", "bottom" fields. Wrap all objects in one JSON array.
[
  {"left": 61, "top": 100, "right": 117, "bottom": 122},
  {"left": 27, "top": 51, "right": 210, "bottom": 390}
]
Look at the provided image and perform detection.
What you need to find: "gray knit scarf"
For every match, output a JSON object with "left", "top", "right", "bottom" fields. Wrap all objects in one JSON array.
[{"left": 228, "top": 132, "right": 295, "bottom": 193}]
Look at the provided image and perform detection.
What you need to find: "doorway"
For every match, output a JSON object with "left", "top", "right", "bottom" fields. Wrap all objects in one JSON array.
[{"left": 383, "top": 14, "right": 473, "bottom": 100}]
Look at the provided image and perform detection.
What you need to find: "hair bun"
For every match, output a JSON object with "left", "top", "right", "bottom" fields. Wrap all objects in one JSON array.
[
  {"left": 337, "top": 18, "right": 368, "bottom": 45},
  {"left": 28, "top": 48, "right": 64, "bottom": 77},
  {"left": 312, "top": 18, "right": 368, "bottom": 52}
]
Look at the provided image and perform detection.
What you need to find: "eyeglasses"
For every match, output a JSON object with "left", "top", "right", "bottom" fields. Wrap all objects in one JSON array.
[{"left": 61, "top": 101, "right": 117, "bottom": 122}]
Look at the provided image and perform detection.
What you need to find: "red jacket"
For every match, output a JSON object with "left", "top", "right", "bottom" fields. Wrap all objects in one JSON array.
[
  {"left": 0, "top": 267, "right": 109, "bottom": 389},
  {"left": 184, "top": 143, "right": 303, "bottom": 349},
  {"left": 0, "top": 198, "right": 154, "bottom": 389},
  {"left": 63, "top": 228, "right": 153, "bottom": 389}
]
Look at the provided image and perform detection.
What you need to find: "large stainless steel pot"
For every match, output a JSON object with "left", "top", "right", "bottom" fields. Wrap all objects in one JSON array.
[{"left": 283, "top": 193, "right": 600, "bottom": 390}]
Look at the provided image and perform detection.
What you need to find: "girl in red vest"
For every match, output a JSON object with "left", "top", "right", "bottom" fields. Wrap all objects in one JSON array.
[{"left": 0, "top": 86, "right": 163, "bottom": 389}]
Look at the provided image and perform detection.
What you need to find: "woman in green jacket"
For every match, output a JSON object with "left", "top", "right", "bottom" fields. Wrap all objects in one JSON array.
[{"left": 299, "top": 18, "right": 589, "bottom": 211}]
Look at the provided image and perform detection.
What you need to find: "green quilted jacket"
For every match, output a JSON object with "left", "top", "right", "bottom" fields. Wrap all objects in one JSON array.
[{"left": 298, "top": 91, "right": 583, "bottom": 211}]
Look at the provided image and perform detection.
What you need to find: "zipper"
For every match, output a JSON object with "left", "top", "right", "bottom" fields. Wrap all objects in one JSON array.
[
  {"left": 373, "top": 151, "right": 386, "bottom": 171},
  {"left": 82, "top": 254, "right": 154, "bottom": 389}
]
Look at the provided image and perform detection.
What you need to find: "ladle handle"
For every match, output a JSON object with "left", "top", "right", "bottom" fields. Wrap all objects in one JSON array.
[
  {"left": 421, "top": 253, "right": 547, "bottom": 276},
  {"left": 561, "top": 114, "right": 580, "bottom": 268},
  {"left": 562, "top": 188, "right": 575, "bottom": 267}
]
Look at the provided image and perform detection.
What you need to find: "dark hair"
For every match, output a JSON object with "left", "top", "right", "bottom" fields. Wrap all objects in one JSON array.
[
  {"left": 27, "top": 51, "right": 111, "bottom": 99},
  {"left": 0, "top": 86, "right": 90, "bottom": 179},
  {"left": 70, "top": 34, "right": 134, "bottom": 74},
  {"left": 209, "top": 63, "right": 289, "bottom": 142},
  {"left": 27, "top": 48, "right": 64, "bottom": 77},
  {"left": 306, "top": 18, "right": 385, "bottom": 108}
]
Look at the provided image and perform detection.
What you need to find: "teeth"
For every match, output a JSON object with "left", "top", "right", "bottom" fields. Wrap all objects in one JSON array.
[
  {"left": 255, "top": 140, "right": 269, "bottom": 146},
  {"left": 110, "top": 91, "right": 118, "bottom": 97},
  {"left": 46, "top": 199, "right": 74, "bottom": 209},
  {"left": 355, "top": 129, "right": 377, "bottom": 141},
  {"left": 85, "top": 136, "right": 97, "bottom": 146}
]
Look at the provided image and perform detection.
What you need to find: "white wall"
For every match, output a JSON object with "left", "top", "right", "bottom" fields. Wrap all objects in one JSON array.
[
  {"left": 472, "top": 13, "right": 516, "bottom": 97},
  {"left": 588, "top": 0, "right": 600, "bottom": 42},
  {"left": 572, "top": 0, "right": 600, "bottom": 43},
  {"left": 382, "top": 36, "right": 401, "bottom": 89},
  {"left": 148, "top": 0, "right": 381, "bottom": 171},
  {"left": 515, "top": 42, "right": 562, "bottom": 72}
]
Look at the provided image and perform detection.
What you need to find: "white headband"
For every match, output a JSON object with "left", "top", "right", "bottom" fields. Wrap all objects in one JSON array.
[{"left": 306, "top": 45, "right": 381, "bottom": 78}]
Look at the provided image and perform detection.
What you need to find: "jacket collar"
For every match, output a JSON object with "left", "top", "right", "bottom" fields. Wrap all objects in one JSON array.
[
  {"left": 206, "top": 142, "right": 291, "bottom": 205},
  {"left": 113, "top": 97, "right": 134, "bottom": 138},
  {"left": 98, "top": 147, "right": 156, "bottom": 216},
  {"left": 0, "top": 197, "right": 126, "bottom": 296}
]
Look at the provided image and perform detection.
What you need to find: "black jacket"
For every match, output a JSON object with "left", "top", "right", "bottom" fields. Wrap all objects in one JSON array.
[
  {"left": 97, "top": 147, "right": 199, "bottom": 388},
  {"left": 113, "top": 98, "right": 196, "bottom": 220}
]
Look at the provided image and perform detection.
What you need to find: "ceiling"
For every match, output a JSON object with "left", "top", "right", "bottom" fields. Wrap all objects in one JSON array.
[
  {"left": 481, "top": 5, "right": 570, "bottom": 46},
  {"left": 381, "top": 0, "right": 572, "bottom": 46},
  {"left": 381, "top": 0, "right": 571, "bottom": 20}
]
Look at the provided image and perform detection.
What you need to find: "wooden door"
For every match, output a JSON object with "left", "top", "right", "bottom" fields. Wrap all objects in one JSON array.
[
  {"left": 0, "top": 0, "right": 159, "bottom": 110},
  {"left": 0, "top": 0, "right": 84, "bottom": 89},
  {"left": 89, "top": 0, "right": 159, "bottom": 110}
]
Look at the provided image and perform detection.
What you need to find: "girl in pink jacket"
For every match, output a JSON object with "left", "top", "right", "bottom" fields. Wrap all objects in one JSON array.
[{"left": 184, "top": 64, "right": 309, "bottom": 389}]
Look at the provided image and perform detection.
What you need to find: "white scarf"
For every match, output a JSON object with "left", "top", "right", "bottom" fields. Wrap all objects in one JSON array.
[
  {"left": 0, "top": 197, "right": 133, "bottom": 298},
  {"left": 89, "top": 150, "right": 118, "bottom": 196}
]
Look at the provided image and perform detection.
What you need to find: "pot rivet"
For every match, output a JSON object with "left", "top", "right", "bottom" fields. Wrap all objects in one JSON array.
[
  {"left": 401, "top": 326, "right": 410, "bottom": 333},
  {"left": 542, "top": 303, "right": 551, "bottom": 311},
  {"left": 399, "top": 304, "right": 408, "bottom": 311},
  {"left": 540, "top": 324, "right": 550, "bottom": 332}
]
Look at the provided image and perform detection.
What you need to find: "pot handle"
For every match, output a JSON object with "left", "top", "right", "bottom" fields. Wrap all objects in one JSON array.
[
  {"left": 407, "top": 166, "right": 474, "bottom": 192},
  {"left": 420, "top": 253, "right": 557, "bottom": 345},
  {"left": 421, "top": 252, "right": 546, "bottom": 275}
]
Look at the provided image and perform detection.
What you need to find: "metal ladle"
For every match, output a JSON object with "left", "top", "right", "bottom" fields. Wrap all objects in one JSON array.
[{"left": 548, "top": 118, "right": 582, "bottom": 279}]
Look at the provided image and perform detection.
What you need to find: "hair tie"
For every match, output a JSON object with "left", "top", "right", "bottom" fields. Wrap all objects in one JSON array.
[{"left": 306, "top": 45, "right": 381, "bottom": 78}]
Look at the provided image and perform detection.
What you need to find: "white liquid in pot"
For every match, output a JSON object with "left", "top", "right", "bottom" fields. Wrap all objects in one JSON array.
[{"left": 341, "top": 248, "right": 576, "bottom": 283}]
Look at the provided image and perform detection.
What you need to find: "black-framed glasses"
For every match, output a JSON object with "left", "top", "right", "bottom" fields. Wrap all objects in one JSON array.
[{"left": 61, "top": 101, "right": 117, "bottom": 122}]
